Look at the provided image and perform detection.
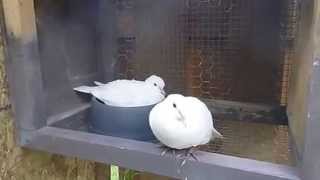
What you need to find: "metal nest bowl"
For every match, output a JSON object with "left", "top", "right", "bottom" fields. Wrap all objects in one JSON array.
[{"left": 88, "top": 98, "right": 157, "bottom": 142}]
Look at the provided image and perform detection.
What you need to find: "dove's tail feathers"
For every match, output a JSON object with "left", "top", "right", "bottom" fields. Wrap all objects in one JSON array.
[
  {"left": 212, "top": 128, "right": 223, "bottom": 139},
  {"left": 94, "top": 81, "right": 105, "bottom": 86},
  {"left": 73, "top": 86, "right": 95, "bottom": 94}
]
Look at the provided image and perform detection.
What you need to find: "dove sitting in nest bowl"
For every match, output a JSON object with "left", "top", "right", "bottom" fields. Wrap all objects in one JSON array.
[{"left": 73, "top": 75, "right": 165, "bottom": 141}]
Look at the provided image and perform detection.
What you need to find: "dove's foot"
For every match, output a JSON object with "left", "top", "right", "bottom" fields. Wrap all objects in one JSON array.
[
  {"left": 158, "top": 146, "right": 177, "bottom": 158},
  {"left": 180, "top": 147, "right": 198, "bottom": 168},
  {"left": 161, "top": 147, "right": 169, "bottom": 156}
]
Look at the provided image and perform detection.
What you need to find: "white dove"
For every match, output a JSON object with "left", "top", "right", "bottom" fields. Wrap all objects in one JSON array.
[
  {"left": 149, "top": 94, "right": 222, "bottom": 165},
  {"left": 73, "top": 75, "right": 166, "bottom": 107}
]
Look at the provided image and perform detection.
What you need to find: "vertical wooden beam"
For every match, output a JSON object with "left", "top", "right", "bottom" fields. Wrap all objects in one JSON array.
[
  {"left": 301, "top": 1, "right": 320, "bottom": 179},
  {"left": 1, "top": 0, "right": 46, "bottom": 133},
  {"left": 2, "top": 0, "right": 38, "bottom": 42},
  {"left": 301, "top": 57, "right": 320, "bottom": 180}
]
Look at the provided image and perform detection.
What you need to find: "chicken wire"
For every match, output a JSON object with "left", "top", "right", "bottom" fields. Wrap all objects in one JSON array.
[
  {"left": 279, "top": 0, "right": 299, "bottom": 106},
  {"left": 114, "top": 0, "right": 297, "bottom": 105},
  {"left": 200, "top": 119, "right": 292, "bottom": 165},
  {"left": 112, "top": 0, "right": 299, "bottom": 164},
  {"left": 181, "top": 0, "right": 252, "bottom": 101}
]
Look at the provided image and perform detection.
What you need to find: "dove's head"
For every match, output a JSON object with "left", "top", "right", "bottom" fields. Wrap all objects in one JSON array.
[
  {"left": 145, "top": 75, "right": 166, "bottom": 95},
  {"left": 161, "top": 94, "right": 187, "bottom": 126}
]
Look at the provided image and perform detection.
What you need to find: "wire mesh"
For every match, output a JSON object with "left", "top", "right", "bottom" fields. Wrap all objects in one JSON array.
[
  {"left": 181, "top": 0, "right": 252, "bottom": 101},
  {"left": 114, "top": 0, "right": 297, "bottom": 105},
  {"left": 200, "top": 119, "right": 292, "bottom": 165},
  {"left": 279, "top": 0, "right": 299, "bottom": 106},
  {"left": 112, "top": 0, "right": 299, "bottom": 164}
]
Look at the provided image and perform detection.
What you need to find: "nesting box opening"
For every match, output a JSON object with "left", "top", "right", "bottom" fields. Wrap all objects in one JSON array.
[
  {"left": 31, "top": 0, "right": 299, "bottom": 165},
  {"left": 1, "top": 2, "right": 314, "bottom": 177},
  {"left": 4, "top": 0, "right": 320, "bottom": 178}
]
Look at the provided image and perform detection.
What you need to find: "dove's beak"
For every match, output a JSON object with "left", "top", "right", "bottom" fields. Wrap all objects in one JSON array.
[
  {"left": 160, "top": 89, "right": 166, "bottom": 96},
  {"left": 177, "top": 109, "right": 187, "bottom": 127}
]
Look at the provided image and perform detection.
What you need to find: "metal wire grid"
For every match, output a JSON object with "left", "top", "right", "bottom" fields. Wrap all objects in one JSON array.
[
  {"left": 181, "top": 0, "right": 252, "bottom": 100},
  {"left": 199, "top": 118, "right": 292, "bottom": 165},
  {"left": 111, "top": 1, "right": 295, "bottom": 163},
  {"left": 114, "top": 0, "right": 298, "bottom": 106},
  {"left": 115, "top": 0, "right": 187, "bottom": 93},
  {"left": 115, "top": 0, "right": 254, "bottom": 99},
  {"left": 115, "top": 37, "right": 136, "bottom": 79},
  {"left": 279, "top": 0, "right": 299, "bottom": 106},
  {"left": 114, "top": 0, "right": 136, "bottom": 80}
]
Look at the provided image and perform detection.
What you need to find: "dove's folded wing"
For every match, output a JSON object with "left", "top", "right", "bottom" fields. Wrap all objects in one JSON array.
[
  {"left": 94, "top": 81, "right": 105, "bottom": 86},
  {"left": 73, "top": 86, "right": 96, "bottom": 94}
]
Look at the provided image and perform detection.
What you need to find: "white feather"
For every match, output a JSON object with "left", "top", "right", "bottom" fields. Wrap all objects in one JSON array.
[
  {"left": 94, "top": 81, "right": 105, "bottom": 86},
  {"left": 149, "top": 94, "right": 222, "bottom": 150},
  {"left": 73, "top": 86, "right": 98, "bottom": 94},
  {"left": 73, "top": 75, "right": 165, "bottom": 107}
]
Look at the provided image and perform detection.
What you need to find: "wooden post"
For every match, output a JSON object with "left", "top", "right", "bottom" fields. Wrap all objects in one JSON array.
[
  {"left": 1, "top": 0, "right": 46, "bottom": 132},
  {"left": 2, "top": 0, "right": 38, "bottom": 43}
]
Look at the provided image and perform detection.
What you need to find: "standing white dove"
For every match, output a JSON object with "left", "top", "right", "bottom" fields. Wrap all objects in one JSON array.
[
  {"left": 73, "top": 75, "right": 166, "bottom": 107},
  {"left": 149, "top": 94, "right": 222, "bottom": 166}
]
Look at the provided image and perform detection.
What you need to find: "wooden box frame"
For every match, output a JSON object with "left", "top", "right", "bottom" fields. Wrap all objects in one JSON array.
[{"left": 1, "top": 0, "right": 319, "bottom": 179}]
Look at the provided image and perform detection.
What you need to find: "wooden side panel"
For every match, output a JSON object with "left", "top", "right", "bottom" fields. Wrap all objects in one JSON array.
[
  {"left": 2, "top": 0, "right": 37, "bottom": 42},
  {"left": 286, "top": 0, "right": 315, "bottom": 159},
  {"left": 34, "top": 0, "right": 101, "bottom": 117},
  {"left": 2, "top": 0, "right": 46, "bottom": 130},
  {"left": 301, "top": 1, "right": 320, "bottom": 179},
  {"left": 27, "top": 127, "right": 300, "bottom": 180}
]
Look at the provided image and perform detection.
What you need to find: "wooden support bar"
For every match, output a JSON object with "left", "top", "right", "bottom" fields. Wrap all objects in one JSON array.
[{"left": 1, "top": 0, "right": 46, "bottom": 130}]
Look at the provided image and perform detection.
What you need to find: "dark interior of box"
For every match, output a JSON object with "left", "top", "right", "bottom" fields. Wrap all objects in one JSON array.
[{"left": 34, "top": 0, "right": 300, "bottom": 165}]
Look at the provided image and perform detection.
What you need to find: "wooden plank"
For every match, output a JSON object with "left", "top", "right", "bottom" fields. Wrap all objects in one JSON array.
[
  {"left": 286, "top": 0, "right": 315, "bottom": 158},
  {"left": 2, "top": 0, "right": 37, "bottom": 42},
  {"left": 301, "top": 58, "right": 320, "bottom": 180},
  {"left": 302, "top": 1, "right": 320, "bottom": 179},
  {"left": 1, "top": 0, "right": 46, "bottom": 130},
  {"left": 26, "top": 127, "right": 300, "bottom": 180}
]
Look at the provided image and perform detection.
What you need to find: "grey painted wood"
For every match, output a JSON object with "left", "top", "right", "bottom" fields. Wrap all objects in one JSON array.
[
  {"left": 26, "top": 127, "right": 300, "bottom": 180},
  {"left": 0, "top": 0, "right": 305, "bottom": 179},
  {"left": 35, "top": 0, "right": 102, "bottom": 118},
  {"left": 47, "top": 103, "right": 90, "bottom": 126},
  {"left": 301, "top": 58, "right": 320, "bottom": 180},
  {"left": 288, "top": 127, "right": 301, "bottom": 166},
  {"left": 1, "top": 0, "right": 46, "bottom": 130},
  {"left": 97, "top": 0, "right": 117, "bottom": 82},
  {"left": 203, "top": 98, "right": 288, "bottom": 125}
]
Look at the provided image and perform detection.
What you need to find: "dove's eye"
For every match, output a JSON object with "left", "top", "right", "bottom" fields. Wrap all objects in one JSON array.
[
  {"left": 173, "top": 103, "right": 177, "bottom": 108},
  {"left": 153, "top": 83, "right": 157, "bottom": 86}
]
